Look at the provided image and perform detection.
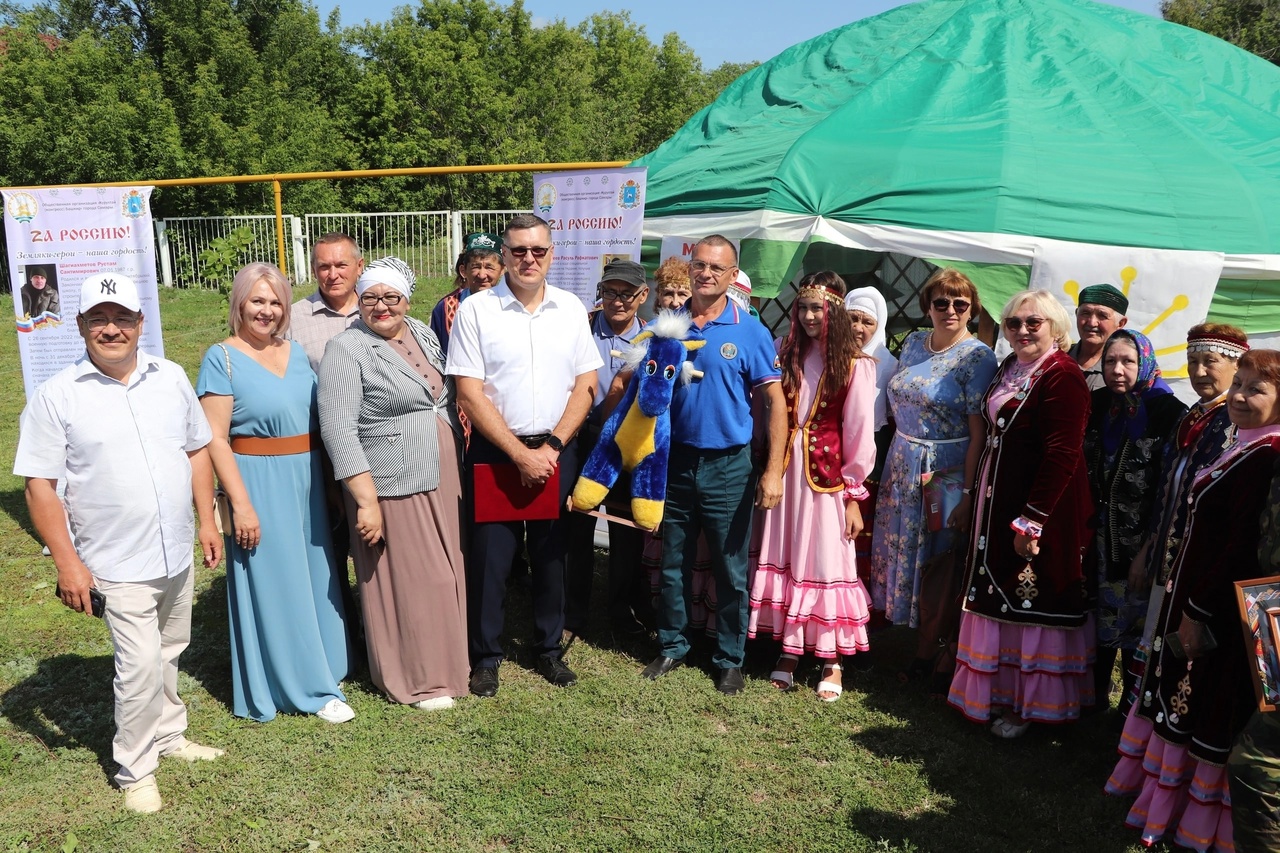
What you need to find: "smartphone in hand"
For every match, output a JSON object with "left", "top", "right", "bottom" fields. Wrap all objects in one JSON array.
[
  {"left": 1164, "top": 624, "right": 1218, "bottom": 660},
  {"left": 54, "top": 584, "right": 106, "bottom": 618}
]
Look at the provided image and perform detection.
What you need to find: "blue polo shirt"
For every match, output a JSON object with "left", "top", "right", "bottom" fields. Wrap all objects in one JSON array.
[
  {"left": 665, "top": 300, "right": 779, "bottom": 450},
  {"left": 588, "top": 309, "right": 642, "bottom": 424}
]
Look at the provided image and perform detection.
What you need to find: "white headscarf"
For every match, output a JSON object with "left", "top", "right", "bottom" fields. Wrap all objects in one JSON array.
[
  {"left": 356, "top": 256, "right": 416, "bottom": 298},
  {"left": 845, "top": 286, "right": 897, "bottom": 429}
]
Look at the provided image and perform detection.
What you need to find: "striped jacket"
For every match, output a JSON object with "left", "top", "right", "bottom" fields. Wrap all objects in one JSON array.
[{"left": 318, "top": 316, "right": 463, "bottom": 497}]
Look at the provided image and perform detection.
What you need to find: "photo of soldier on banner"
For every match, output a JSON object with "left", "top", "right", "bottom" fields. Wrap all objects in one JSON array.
[{"left": 3, "top": 185, "right": 163, "bottom": 398}]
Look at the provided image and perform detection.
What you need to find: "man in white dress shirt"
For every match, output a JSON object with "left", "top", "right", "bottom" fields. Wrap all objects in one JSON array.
[
  {"left": 14, "top": 273, "right": 224, "bottom": 813},
  {"left": 447, "top": 213, "right": 602, "bottom": 697}
]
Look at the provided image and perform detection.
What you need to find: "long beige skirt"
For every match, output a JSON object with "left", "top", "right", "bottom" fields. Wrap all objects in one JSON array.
[{"left": 346, "top": 438, "right": 468, "bottom": 704}]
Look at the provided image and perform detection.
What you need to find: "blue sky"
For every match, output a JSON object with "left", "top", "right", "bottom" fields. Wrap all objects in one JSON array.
[{"left": 316, "top": 0, "right": 1164, "bottom": 67}]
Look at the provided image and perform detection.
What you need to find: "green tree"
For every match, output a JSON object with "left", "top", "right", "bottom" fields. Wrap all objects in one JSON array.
[
  {"left": 1163, "top": 0, "right": 1280, "bottom": 64},
  {"left": 0, "top": 26, "right": 186, "bottom": 187}
]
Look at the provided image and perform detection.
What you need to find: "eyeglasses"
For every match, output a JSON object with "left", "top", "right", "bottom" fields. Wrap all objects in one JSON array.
[
  {"left": 689, "top": 261, "right": 734, "bottom": 276},
  {"left": 506, "top": 246, "right": 550, "bottom": 258},
  {"left": 931, "top": 298, "right": 971, "bottom": 314},
  {"left": 84, "top": 314, "right": 140, "bottom": 330},
  {"left": 599, "top": 288, "right": 645, "bottom": 304},
  {"left": 1003, "top": 316, "right": 1046, "bottom": 333},
  {"left": 359, "top": 293, "right": 404, "bottom": 306}
]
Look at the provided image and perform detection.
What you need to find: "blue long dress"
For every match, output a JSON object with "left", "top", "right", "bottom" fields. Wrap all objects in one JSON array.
[
  {"left": 869, "top": 331, "right": 997, "bottom": 627},
  {"left": 197, "top": 341, "right": 349, "bottom": 721}
]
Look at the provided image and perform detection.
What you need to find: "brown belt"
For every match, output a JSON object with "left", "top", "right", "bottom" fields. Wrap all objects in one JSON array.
[{"left": 230, "top": 433, "right": 316, "bottom": 456}]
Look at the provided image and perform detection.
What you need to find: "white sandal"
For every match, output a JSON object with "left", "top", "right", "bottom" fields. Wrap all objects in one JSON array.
[
  {"left": 818, "top": 662, "right": 843, "bottom": 703},
  {"left": 991, "top": 715, "right": 1031, "bottom": 739},
  {"left": 769, "top": 654, "right": 799, "bottom": 690}
]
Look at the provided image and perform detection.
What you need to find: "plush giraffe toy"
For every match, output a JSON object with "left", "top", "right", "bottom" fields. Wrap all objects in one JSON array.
[{"left": 572, "top": 310, "right": 705, "bottom": 531}]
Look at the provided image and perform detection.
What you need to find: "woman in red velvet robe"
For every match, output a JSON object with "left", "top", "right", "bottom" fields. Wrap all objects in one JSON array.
[
  {"left": 947, "top": 289, "right": 1095, "bottom": 738},
  {"left": 1106, "top": 349, "right": 1280, "bottom": 852}
]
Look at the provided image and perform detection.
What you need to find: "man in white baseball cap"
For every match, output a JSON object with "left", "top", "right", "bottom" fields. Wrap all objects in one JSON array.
[{"left": 14, "top": 272, "right": 225, "bottom": 813}]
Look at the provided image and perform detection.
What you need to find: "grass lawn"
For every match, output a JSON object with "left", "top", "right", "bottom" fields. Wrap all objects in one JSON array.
[{"left": 0, "top": 286, "right": 1148, "bottom": 852}]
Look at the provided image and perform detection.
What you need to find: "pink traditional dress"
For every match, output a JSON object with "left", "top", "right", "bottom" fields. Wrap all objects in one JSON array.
[
  {"left": 747, "top": 348, "right": 877, "bottom": 658},
  {"left": 947, "top": 347, "right": 1096, "bottom": 724},
  {"left": 1104, "top": 423, "right": 1280, "bottom": 852}
]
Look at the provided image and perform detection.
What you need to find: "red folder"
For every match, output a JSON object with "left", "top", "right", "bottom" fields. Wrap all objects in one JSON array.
[{"left": 472, "top": 464, "right": 561, "bottom": 522}]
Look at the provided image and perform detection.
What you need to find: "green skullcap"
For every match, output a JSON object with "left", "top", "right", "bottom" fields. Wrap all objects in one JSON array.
[{"left": 1078, "top": 283, "right": 1128, "bottom": 315}]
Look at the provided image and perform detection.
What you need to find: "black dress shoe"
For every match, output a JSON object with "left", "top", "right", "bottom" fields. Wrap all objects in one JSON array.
[
  {"left": 641, "top": 655, "right": 683, "bottom": 680},
  {"left": 536, "top": 654, "right": 578, "bottom": 687},
  {"left": 716, "top": 667, "right": 745, "bottom": 695},
  {"left": 469, "top": 667, "right": 499, "bottom": 698}
]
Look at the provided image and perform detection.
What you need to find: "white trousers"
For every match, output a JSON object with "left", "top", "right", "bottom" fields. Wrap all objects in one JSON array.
[{"left": 94, "top": 568, "right": 193, "bottom": 787}]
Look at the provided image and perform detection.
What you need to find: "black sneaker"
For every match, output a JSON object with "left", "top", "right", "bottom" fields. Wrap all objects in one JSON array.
[{"left": 536, "top": 654, "right": 578, "bottom": 687}]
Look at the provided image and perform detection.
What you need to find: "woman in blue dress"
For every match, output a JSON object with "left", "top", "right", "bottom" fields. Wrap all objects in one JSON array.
[
  {"left": 869, "top": 268, "right": 998, "bottom": 679},
  {"left": 197, "top": 262, "right": 352, "bottom": 723}
]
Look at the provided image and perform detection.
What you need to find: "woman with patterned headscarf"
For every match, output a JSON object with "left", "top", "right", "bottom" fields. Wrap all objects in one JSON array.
[
  {"left": 1083, "top": 329, "right": 1186, "bottom": 713},
  {"left": 318, "top": 257, "right": 469, "bottom": 711}
]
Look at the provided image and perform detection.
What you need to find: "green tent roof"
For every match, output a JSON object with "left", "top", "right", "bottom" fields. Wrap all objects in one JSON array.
[{"left": 634, "top": 0, "right": 1280, "bottom": 256}]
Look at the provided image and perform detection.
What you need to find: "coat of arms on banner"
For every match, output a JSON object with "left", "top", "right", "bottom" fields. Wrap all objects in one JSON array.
[
  {"left": 617, "top": 179, "right": 642, "bottom": 210},
  {"left": 1029, "top": 240, "right": 1225, "bottom": 392},
  {"left": 121, "top": 189, "right": 148, "bottom": 219},
  {"left": 536, "top": 182, "right": 558, "bottom": 214},
  {"left": 5, "top": 192, "right": 38, "bottom": 223}
]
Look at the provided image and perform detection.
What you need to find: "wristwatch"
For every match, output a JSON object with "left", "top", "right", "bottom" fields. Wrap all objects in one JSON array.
[{"left": 546, "top": 434, "right": 565, "bottom": 452}]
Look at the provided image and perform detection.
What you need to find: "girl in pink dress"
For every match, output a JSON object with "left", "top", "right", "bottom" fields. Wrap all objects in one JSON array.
[{"left": 748, "top": 271, "right": 877, "bottom": 701}]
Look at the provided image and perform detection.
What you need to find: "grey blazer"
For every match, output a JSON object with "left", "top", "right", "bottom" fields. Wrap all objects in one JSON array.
[{"left": 318, "top": 315, "right": 463, "bottom": 498}]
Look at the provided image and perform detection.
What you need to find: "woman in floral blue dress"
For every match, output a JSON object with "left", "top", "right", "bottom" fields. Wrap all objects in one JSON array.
[{"left": 869, "top": 269, "right": 997, "bottom": 677}]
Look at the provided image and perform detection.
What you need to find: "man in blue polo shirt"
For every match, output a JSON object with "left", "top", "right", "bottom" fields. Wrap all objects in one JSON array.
[{"left": 641, "top": 235, "right": 786, "bottom": 695}]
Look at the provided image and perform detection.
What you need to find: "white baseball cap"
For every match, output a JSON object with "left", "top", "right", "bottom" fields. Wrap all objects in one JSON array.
[{"left": 80, "top": 273, "right": 141, "bottom": 313}]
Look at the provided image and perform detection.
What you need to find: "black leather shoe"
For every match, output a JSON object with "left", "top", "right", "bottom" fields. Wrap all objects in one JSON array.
[
  {"left": 469, "top": 667, "right": 499, "bottom": 698},
  {"left": 641, "top": 655, "right": 683, "bottom": 680},
  {"left": 716, "top": 667, "right": 746, "bottom": 696},
  {"left": 536, "top": 654, "right": 578, "bottom": 687}
]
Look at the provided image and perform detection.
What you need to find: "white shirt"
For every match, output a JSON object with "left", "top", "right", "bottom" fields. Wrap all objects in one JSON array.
[
  {"left": 446, "top": 279, "right": 603, "bottom": 435},
  {"left": 14, "top": 351, "right": 213, "bottom": 583}
]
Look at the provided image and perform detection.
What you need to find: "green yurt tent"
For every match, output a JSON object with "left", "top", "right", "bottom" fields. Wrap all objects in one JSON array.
[{"left": 633, "top": 0, "right": 1280, "bottom": 344}]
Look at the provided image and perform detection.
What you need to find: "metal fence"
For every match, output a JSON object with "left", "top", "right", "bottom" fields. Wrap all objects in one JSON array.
[
  {"left": 147, "top": 210, "right": 526, "bottom": 290},
  {"left": 156, "top": 215, "right": 306, "bottom": 289},
  {"left": 303, "top": 211, "right": 450, "bottom": 282}
]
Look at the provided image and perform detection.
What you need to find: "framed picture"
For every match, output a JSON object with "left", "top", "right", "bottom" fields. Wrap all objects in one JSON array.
[{"left": 1234, "top": 576, "right": 1280, "bottom": 713}]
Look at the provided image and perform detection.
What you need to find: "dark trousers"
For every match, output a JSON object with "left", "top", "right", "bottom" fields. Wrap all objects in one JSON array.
[
  {"left": 466, "top": 433, "right": 578, "bottom": 669},
  {"left": 565, "top": 431, "right": 647, "bottom": 633},
  {"left": 322, "top": 450, "right": 362, "bottom": 652},
  {"left": 657, "top": 443, "right": 756, "bottom": 669}
]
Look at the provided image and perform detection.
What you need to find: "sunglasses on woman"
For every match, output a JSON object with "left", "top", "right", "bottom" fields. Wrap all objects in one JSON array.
[
  {"left": 1003, "top": 316, "right": 1045, "bottom": 333},
  {"left": 931, "top": 298, "right": 970, "bottom": 314}
]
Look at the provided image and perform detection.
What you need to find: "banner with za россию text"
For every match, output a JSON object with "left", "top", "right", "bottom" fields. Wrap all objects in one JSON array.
[
  {"left": 4, "top": 186, "right": 163, "bottom": 399},
  {"left": 534, "top": 166, "right": 646, "bottom": 310}
]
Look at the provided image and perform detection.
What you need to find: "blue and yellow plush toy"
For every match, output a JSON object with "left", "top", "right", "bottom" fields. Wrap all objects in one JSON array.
[{"left": 572, "top": 310, "right": 705, "bottom": 531}]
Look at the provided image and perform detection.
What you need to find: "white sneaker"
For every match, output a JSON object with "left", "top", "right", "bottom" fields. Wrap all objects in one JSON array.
[
  {"left": 411, "top": 696, "right": 455, "bottom": 711},
  {"left": 123, "top": 776, "right": 163, "bottom": 813},
  {"left": 316, "top": 698, "right": 355, "bottom": 723},
  {"left": 163, "top": 739, "right": 225, "bottom": 761}
]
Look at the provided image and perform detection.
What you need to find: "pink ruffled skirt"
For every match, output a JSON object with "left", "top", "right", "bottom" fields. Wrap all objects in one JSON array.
[
  {"left": 1104, "top": 707, "right": 1234, "bottom": 851},
  {"left": 947, "top": 611, "right": 1094, "bottom": 723}
]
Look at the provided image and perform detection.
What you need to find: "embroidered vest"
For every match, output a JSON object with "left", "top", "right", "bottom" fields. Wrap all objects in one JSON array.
[{"left": 782, "top": 365, "right": 851, "bottom": 492}]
